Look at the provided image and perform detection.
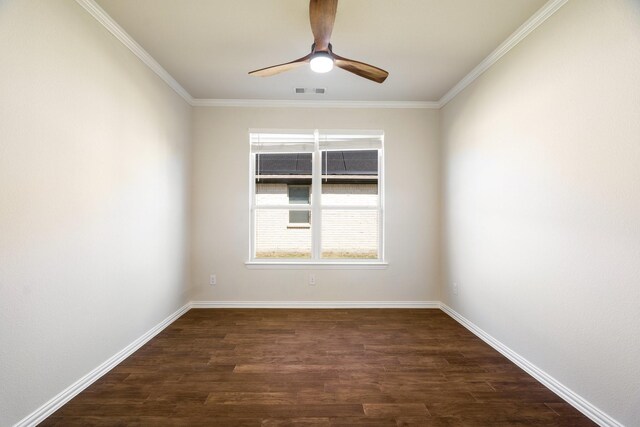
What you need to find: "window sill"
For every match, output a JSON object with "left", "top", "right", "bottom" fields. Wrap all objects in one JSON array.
[
  {"left": 245, "top": 261, "right": 388, "bottom": 270},
  {"left": 286, "top": 223, "right": 311, "bottom": 229}
]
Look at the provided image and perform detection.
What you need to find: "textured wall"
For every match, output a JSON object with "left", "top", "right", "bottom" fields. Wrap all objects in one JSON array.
[
  {"left": 440, "top": 1, "right": 640, "bottom": 425},
  {"left": 0, "top": 1, "right": 192, "bottom": 425}
]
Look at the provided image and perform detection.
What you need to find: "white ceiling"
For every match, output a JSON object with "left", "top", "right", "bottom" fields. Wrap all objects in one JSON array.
[{"left": 95, "top": 0, "right": 547, "bottom": 101}]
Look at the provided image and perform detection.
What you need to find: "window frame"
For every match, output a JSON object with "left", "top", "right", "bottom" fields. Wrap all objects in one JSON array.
[{"left": 248, "top": 129, "right": 386, "bottom": 267}]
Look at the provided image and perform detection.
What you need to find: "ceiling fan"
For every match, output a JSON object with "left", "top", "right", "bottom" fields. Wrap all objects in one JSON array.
[{"left": 248, "top": 0, "right": 389, "bottom": 83}]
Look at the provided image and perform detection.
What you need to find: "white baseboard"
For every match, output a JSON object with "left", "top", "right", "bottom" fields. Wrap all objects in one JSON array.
[
  {"left": 439, "top": 303, "right": 623, "bottom": 427},
  {"left": 14, "top": 302, "right": 192, "bottom": 427},
  {"left": 14, "top": 301, "right": 621, "bottom": 427},
  {"left": 190, "top": 300, "right": 440, "bottom": 309},
  {"left": 13, "top": 300, "right": 436, "bottom": 425}
]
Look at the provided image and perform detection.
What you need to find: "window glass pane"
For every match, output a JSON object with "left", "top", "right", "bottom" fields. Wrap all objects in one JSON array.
[
  {"left": 321, "top": 150, "right": 378, "bottom": 206},
  {"left": 289, "top": 210, "right": 310, "bottom": 224},
  {"left": 256, "top": 153, "right": 312, "bottom": 206},
  {"left": 321, "top": 210, "right": 378, "bottom": 259},
  {"left": 288, "top": 185, "right": 310, "bottom": 224},
  {"left": 255, "top": 209, "right": 311, "bottom": 259},
  {"left": 288, "top": 186, "right": 310, "bottom": 204}
]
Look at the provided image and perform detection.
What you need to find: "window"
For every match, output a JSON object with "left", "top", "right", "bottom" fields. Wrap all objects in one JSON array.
[
  {"left": 288, "top": 185, "right": 311, "bottom": 225},
  {"left": 250, "top": 129, "right": 384, "bottom": 264}
]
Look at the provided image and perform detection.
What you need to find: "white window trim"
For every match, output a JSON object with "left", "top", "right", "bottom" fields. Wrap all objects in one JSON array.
[
  {"left": 244, "top": 261, "right": 388, "bottom": 270},
  {"left": 248, "top": 129, "right": 385, "bottom": 267}
]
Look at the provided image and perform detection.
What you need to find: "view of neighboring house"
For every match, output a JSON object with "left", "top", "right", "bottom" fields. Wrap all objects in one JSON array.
[{"left": 255, "top": 150, "right": 379, "bottom": 259}]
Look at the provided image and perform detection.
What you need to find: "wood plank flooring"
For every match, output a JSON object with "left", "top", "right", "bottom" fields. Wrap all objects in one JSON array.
[{"left": 42, "top": 309, "right": 595, "bottom": 426}]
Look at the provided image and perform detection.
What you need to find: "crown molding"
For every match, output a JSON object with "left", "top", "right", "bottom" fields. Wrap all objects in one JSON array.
[
  {"left": 76, "top": 0, "right": 567, "bottom": 109},
  {"left": 74, "top": 0, "right": 194, "bottom": 105},
  {"left": 438, "top": 0, "right": 568, "bottom": 107},
  {"left": 74, "top": 0, "right": 435, "bottom": 109},
  {"left": 191, "top": 99, "right": 440, "bottom": 109}
]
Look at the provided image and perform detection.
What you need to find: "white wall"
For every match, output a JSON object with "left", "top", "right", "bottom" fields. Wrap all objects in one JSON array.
[
  {"left": 440, "top": 0, "right": 640, "bottom": 425},
  {"left": 191, "top": 107, "right": 440, "bottom": 302},
  {"left": 4, "top": 0, "right": 637, "bottom": 425},
  {"left": 0, "top": 1, "right": 191, "bottom": 425}
]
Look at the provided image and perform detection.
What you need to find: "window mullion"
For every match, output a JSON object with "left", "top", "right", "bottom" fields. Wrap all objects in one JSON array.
[
  {"left": 311, "top": 130, "right": 322, "bottom": 260},
  {"left": 257, "top": 204, "right": 311, "bottom": 210},
  {"left": 321, "top": 205, "right": 378, "bottom": 210}
]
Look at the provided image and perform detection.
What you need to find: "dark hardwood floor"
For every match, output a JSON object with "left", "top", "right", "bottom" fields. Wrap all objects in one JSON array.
[{"left": 42, "top": 309, "right": 595, "bottom": 426}]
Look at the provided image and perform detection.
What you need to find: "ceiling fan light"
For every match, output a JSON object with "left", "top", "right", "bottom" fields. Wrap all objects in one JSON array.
[{"left": 310, "top": 52, "right": 334, "bottom": 73}]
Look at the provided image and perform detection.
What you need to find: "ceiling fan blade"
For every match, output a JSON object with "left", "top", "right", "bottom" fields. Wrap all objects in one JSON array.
[
  {"left": 333, "top": 54, "right": 389, "bottom": 83},
  {"left": 309, "top": 0, "right": 338, "bottom": 51},
  {"left": 248, "top": 54, "right": 312, "bottom": 77}
]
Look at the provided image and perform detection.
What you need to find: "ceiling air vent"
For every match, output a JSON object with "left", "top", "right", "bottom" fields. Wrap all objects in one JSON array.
[{"left": 294, "top": 87, "right": 326, "bottom": 94}]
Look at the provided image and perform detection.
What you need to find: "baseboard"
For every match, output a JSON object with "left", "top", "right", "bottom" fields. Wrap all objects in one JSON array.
[
  {"left": 439, "top": 303, "right": 623, "bottom": 427},
  {"left": 14, "top": 302, "right": 192, "bottom": 427},
  {"left": 190, "top": 300, "right": 440, "bottom": 309},
  {"left": 14, "top": 301, "right": 621, "bottom": 427}
]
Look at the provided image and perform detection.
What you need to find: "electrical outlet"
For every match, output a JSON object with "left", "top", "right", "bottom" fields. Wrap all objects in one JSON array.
[
  {"left": 209, "top": 274, "right": 217, "bottom": 286},
  {"left": 309, "top": 273, "right": 316, "bottom": 286},
  {"left": 453, "top": 282, "right": 459, "bottom": 295}
]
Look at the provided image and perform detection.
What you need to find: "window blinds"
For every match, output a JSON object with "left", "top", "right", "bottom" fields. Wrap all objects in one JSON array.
[
  {"left": 250, "top": 130, "right": 383, "bottom": 153},
  {"left": 319, "top": 131, "right": 383, "bottom": 151},
  {"left": 250, "top": 131, "right": 315, "bottom": 153}
]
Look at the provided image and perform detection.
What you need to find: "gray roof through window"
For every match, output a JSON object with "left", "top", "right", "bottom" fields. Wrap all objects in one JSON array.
[{"left": 256, "top": 151, "right": 378, "bottom": 176}]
